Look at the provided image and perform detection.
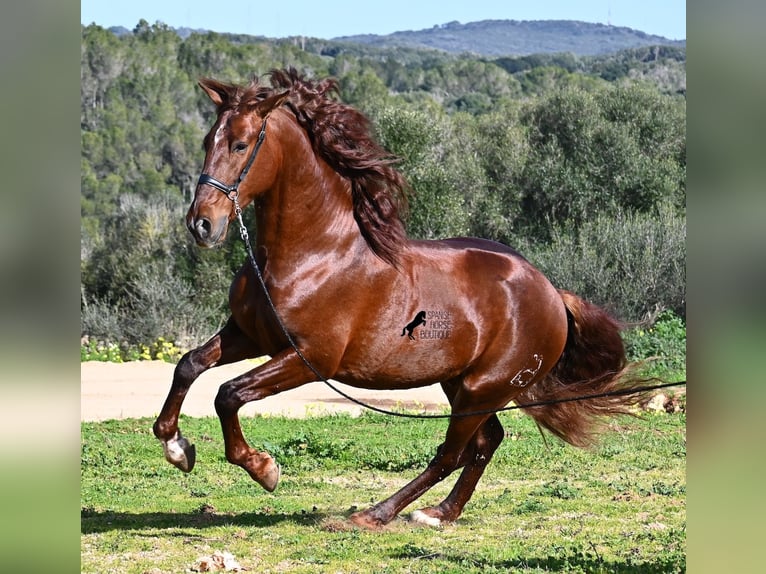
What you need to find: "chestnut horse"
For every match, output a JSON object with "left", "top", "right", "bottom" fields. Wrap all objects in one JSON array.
[{"left": 153, "top": 68, "right": 644, "bottom": 529}]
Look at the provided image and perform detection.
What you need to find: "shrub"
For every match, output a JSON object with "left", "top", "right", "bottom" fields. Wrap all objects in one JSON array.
[
  {"left": 81, "top": 192, "right": 232, "bottom": 349},
  {"left": 622, "top": 310, "right": 686, "bottom": 379},
  {"left": 523, "top": 202, "right": 685, "bottom": 323}
]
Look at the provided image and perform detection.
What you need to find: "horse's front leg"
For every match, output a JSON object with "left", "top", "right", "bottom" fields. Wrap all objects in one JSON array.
[
  {"left": 153, "top": 317, "right": 259, "bottom": 473},
  {"left": 213, "top": 349, "right": 317, "bottom": 491}
]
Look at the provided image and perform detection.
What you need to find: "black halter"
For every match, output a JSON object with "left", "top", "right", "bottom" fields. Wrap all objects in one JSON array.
[{"left": 197, "top": 118, "right": 268, "bottom": 201}]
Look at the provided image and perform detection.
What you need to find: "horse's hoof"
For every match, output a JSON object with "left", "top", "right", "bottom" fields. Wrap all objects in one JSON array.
[
  {"left": 258, "top": 462, "right": 281, "bottom": 492},
  {"left": 410, "top": 509, "right": 443, "bottom": 528},
  {"left": 161, "top": 432, "right": 196, "bottom": 473},
  {"left": 176, "top": 443, "right": 196, "bottom": 473},
  {"left": 245, "top": 453, "right": 280, "bottom": 492}
]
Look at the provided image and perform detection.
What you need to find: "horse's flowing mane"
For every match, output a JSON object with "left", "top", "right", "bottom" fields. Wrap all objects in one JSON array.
[{"left": 218, "top": 68, "right": 410, "bottom": 266}]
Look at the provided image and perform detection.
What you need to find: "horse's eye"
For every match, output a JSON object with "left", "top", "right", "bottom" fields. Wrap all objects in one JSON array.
[{"left": 233, "top": 142, "right": 248, "bottom": 153}]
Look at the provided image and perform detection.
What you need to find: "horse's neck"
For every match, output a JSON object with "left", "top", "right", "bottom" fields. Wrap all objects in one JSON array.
[{"left": 255, "top": 126, "right": 362, "bottom": 267}]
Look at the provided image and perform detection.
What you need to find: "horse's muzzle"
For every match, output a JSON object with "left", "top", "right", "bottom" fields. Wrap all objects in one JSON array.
[{"left": 187, "top": 214, "right": 227, "bottom": 247}]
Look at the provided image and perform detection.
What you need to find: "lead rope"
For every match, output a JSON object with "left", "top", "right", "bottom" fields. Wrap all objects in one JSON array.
[{"left": 231, "top": 204, "right": 685, "bottom": 419}]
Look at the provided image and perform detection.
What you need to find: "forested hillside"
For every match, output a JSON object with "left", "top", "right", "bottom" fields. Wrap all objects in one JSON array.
[
  {"left": 334, "top": 19, "right": 685, "bottom": 56},
  {"left": 81, "top": 21, "right": 685, "bottom": 352}
]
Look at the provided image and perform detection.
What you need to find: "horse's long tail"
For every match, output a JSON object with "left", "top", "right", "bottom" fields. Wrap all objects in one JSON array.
[{"left": 516, "top": 290, "right": 650, "bottom": 447}]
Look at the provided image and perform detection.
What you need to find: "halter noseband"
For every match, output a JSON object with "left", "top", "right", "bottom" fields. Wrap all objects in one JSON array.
[{"left": 197, "top": 118, "right": 268, "bottom": 201}]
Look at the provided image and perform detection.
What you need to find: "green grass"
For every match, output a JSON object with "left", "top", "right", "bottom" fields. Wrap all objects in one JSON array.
[{"left": 81, "top": 411, "right": 685, "bottom": 573}]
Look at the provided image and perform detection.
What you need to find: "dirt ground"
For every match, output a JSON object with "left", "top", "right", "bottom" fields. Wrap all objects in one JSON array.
[{"left": 80, "top": 360, "right": 450, "bottom": 422}]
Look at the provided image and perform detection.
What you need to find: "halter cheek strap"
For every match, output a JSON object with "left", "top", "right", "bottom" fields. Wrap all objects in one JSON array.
[{"left": 197, "top": 118, "right": 268, "bottom": 201}]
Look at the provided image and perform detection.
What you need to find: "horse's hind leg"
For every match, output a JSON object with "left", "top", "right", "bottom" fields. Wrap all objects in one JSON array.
[
  {"left": 411, "top": 414, "right": 504, "bottom": 526},
  {"left": 349, "top": 402, "right": 493, "bottom": 529},
  {"left": 152, "top": 317, "right": 259, "bottom": 473}
]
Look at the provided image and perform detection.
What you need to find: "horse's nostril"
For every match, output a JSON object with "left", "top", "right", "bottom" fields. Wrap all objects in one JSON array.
[{"left": 195, "top": 218, "right": 212, "bottom": 238}]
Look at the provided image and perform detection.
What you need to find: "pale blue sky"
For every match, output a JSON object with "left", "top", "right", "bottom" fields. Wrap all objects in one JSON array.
[{"left": 81, "top": 1, "right": 686, "bottom": 41}]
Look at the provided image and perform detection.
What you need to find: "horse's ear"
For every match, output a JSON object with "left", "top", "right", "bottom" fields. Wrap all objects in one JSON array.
[
  {"left": 253, "top": 90, "right": 290, "bottom": 117},
  {"left": 198, "top": 78, "right": 229, "bottom": 107}
]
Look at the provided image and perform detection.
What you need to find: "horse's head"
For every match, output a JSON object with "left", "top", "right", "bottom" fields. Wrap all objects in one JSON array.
[{"left": 188, "top": 78, "right": 289, "bottom": 247}]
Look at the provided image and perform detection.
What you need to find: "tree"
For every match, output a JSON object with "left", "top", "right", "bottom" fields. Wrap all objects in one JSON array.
[
  {"left": 462, "top": 104, "right": 529, "bottom": 243},
  {"left": 519, "top": 84, "right": 685, "bottom": 239},
  {"left": 372, "top": 105, "right": 478, "bottom": 239}
]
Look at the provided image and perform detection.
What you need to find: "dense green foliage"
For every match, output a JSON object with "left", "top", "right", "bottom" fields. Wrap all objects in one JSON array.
[
  {"left": 80, "top": 22, "right": 686, "bottom": 350},
  {"left": 623, "top": 311, "right": 687, "bottom": 380},
  {"left": 81, "top": 411, "right": 686, "bottom": 572}
]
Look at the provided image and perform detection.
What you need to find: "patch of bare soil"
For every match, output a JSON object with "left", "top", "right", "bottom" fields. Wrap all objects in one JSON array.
[{"left": 80, "top": 360, "right": 449, "bottom": 422}]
